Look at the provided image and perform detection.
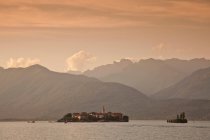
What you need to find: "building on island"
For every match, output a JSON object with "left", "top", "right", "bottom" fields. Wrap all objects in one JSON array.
[{"left": 58, "top": 106, "right": 129, "bottom": 122}]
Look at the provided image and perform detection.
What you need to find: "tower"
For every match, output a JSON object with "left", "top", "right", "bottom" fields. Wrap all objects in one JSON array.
[{"left": 102, "top": 106, "right": 106, "bottom": 114}]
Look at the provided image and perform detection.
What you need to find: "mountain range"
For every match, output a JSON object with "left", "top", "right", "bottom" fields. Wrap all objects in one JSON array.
[
  {"left": 84, "top": 58, "right": 210, "bottom": 96},
  {"left": 0, "top": 65, "right": 148, "bottom": 120},
  {"left": 154, "top": 67, "right": 210, "bottom": 100},
  {"left": 0, "top": 64, "right": 210, "bottom": 120}
]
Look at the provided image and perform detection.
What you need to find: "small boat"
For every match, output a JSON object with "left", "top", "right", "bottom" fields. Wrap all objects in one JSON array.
[
  {"left": 167, "top": 112, "right": 188, "bottom": 123},
  {"left": 27, "top": 121, "right": 35, "bottom": 123}
]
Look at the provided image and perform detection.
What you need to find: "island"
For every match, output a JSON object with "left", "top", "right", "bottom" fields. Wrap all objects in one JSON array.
[
  {"left": 167, "top": 112, "right": 188, "bottom": 123},
  {"left": 57, "top": 106, "right": 129, "bottom": 122}
]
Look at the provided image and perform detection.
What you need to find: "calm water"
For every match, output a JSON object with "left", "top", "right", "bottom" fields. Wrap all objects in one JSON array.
[{"left": 0, "top": 121, "right": 210, "bottom": 140}]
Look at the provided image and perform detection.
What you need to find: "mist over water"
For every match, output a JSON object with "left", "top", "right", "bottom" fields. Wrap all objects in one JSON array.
[{"left": 0, "top": 121, "right": 209, "bottom": 140}]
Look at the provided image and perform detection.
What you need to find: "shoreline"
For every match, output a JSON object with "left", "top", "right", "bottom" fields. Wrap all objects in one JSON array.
[{"left": 0, "top": 119, "right": 210, "bottom": 122}]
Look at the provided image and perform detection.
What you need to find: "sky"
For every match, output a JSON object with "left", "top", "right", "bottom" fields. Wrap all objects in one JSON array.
[{"left": 0, "top": 0, "right": 210, "bottom": 72}]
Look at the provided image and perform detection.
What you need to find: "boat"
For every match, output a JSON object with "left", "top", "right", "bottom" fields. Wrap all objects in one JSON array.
[
  {"left": 27, "top": 120, "right": 36, "bottom": 123},
  {"left": 167, "top": 112, "right": 188, "bottom": 123}
]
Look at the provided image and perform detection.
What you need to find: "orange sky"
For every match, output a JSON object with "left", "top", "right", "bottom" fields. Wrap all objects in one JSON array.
[
  {"left": 1, "top": 0, "right": 210, "bottom": 28},
  {"left": 0, "top": 0, "right": 210, "bottom": 71}
]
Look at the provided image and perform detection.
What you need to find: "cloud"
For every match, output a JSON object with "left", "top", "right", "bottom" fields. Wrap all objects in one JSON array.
[
  {"left": 6, "top": 58, "right": 40, "bottom": 68},
  {"left": 115, "top": 57, "right": 140, "bottom": 63},
  {"left": 152, "top": 43, "right": 186, "bottom": 59},
  {"left": 153, "top": 43, "right": 166, "bottom": 51},
  {"left": 0, "top": 0, "right": 210, "bottom": 29},
  {"left": 123, "top": 57, "right": 139, "bottom": 62},
  {"left": 66, "top": 50, "right": 96, "bottom": 72},
  {"left": 152, "top": 43, "right": 167, "bottom": 59}
]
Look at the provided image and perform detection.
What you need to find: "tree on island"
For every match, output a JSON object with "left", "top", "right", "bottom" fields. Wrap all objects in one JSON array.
[
  {"left": 177, "top": 114, "right": 180, "bottom": 120},
  {"left": 180, "top": 112, "right": 186, "bottom": 120},
  {"left": 57, "top": 113, "right": 72, "bottom": 122},
  {"left": 182, "top": 112, "right": 186, "bottom": 119}
]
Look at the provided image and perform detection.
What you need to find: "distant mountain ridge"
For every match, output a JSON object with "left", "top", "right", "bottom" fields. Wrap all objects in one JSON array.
[
  {"left": 153, "top": 67, "right": 210, "bottom": 100},
  {"left": 0, "top": 65, "right": 148, "bottom": 120},
  {"left": 84, "top": 58, "right": 210, "bottom": 95},
  {"left": 0, "top": 65, "right": 210, "bottom": 120}
]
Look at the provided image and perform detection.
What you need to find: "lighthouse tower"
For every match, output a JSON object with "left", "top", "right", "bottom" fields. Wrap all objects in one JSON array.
[{"left": 102, "top": 106, "right": 106, "bottom": 114}]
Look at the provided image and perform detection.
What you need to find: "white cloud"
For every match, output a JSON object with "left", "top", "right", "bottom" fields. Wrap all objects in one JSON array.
[
  {"left": 152, "top": 43, "right": 167, "bottom": 59},
  {"left": 153, "top": 43, "right": 166, "bottom": 51},
  {"left": 66, "top": 50, "right": 96, "bottom": 72},
  {"left": 6, "top": 58, "right": 40, "bottom": 68},
  {"left": 115, "top": 57, "right": 140, "bottom": 63},
  {"left": 124, "top": 57, "right": 140, "bottom": 62}
]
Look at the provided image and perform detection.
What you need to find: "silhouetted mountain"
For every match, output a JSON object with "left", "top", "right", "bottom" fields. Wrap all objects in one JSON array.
[
  {"left": 0, "top": 65, "right": 210, "bottom": 120},
  {"left": 0, "top": 65, "right": 148, "bottom": 120},
  {"left": 85, "top": 59, "right": 133, "bottom": 78},
  {"left": 153, "top": 67, "right": 210, "bottom": 100},
  {"left": 84, "top": 58, "right": 210, "bottom": 95}
]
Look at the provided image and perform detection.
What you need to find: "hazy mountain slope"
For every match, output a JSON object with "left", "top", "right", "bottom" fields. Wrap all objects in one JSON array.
[
  {"left": 0, "top": 65, "right": 148, "bottom": 120},
  {"left": 84, "top": 58, "right": 210, "bottom": 95},
  {"left": 85, "top": 59, "right": 133, "bottom": 78},
  {"left": 153, "top": 67, "right": 210, "bottom": 100},
  {"left": 0, "top": 65, "right": 210, "bottom": 120},
  {"left": 164, "top": 58, "right": 210, "bottom": 74}
]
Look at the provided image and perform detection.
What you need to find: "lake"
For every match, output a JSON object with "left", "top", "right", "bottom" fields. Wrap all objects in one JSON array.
[{"left": 0, "top": 121, "right": 209, "bottom": 140}]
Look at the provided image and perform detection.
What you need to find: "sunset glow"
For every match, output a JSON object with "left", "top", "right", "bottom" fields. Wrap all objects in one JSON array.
[{"left": 0, "top": 0, "right": 210, "bottom": 71}]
